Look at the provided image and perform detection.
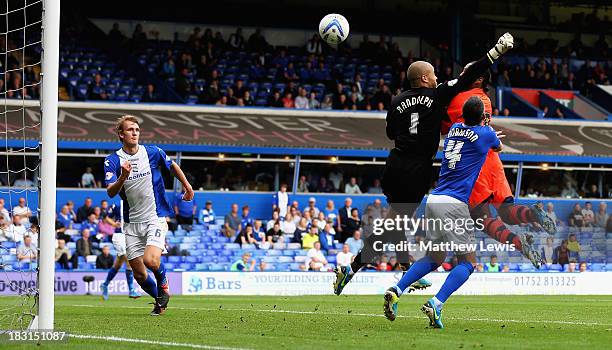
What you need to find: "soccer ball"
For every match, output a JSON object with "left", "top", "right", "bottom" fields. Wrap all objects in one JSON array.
[{"left": 319, "top": 14, "right": 350, "bottom": 45}]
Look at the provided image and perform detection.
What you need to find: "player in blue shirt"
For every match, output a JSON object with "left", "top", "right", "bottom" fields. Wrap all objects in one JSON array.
[
  {"left": 99, "top": 202, "right": 141, "bottom": 300},
  {"left": 104, "top": 115, "right": 194, "bottom": 316},
  {"left": 383, "top": 96, "right": 503, "bottom": 328}
]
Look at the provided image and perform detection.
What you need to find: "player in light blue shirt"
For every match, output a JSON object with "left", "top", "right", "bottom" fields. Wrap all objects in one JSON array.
[
  {"left": 104, "top": 115, "right": 193, "bottom": 316},
  {"left": 383, "top": 96, "right": 503, "bottom": 328}
]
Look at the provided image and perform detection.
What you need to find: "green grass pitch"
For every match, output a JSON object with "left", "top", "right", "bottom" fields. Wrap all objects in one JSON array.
[{"left": 2, "top": 294, "right": 611, "bottom": 349}]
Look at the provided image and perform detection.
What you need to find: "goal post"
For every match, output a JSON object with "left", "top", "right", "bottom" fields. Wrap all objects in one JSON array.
[{"left": 37, "top": 0, "right": 59, "bottom": 330}]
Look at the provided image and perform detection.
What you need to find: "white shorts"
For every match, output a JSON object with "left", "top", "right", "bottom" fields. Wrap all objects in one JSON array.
[
  {"left": 123, "top": 217, "right": 168, "bottom": 260},
  {"left": 425, "top": 194, "right": 476, "bottom": 254},
  {"left": 111, "top": 232, "right": 127, "bottom": 257}
]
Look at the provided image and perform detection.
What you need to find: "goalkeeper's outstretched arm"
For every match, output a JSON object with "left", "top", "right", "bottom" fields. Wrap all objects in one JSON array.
[{"left": 438, "top": 32, "right": 514, "bottom": 102}]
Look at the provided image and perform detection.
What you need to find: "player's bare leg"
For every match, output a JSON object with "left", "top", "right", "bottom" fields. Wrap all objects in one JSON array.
[
  {"left": 129, "top": 251, "right": 167, "bottom": 316},
  {"left": 143, "top": 245, "right": 169, "bottom": 315}
]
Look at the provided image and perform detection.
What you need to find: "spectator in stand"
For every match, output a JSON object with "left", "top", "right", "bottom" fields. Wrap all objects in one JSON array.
[
  {"left": 240, "top": 205, "right": 255, "bottom": 227},
  {"left": 267, "top": 90, "right": 283, "bottom": 107},
  {"left": 0, "top": 198, "right": 10, "bottom": 222},
  {"left": 232, "top": 79, "right": 247, "bottom": 99},
  {"left": 323, "top": 200, "right": 338, "bottom": 229},
  {"left": 223, "top": 203, "right": 241, "bottom": 238},
  {"left": 142, "top": 83, "right": 159, "bottom": 102},
  {"left": 228, "top": 28, "right": 245, "bottom": 50},
  {"left": 568, "top": 203, "right": 584, "bottom": 228},
  {"left": 281, "top": 91, "right": 295, "bottom": 108},
  {"left": 345, "top": 230, "right": 363, "bottom": 256},
  {"left": 553, "top": 239, "right": 570, "bottom": 266},
  {"left": 541, "top": 237, "right": 555, "bottom": 264},
  {"left": 595, "top": 202, "right": 608, "bottom": 228},
  {"left": 12, "top": 197, "right": 32, "bottom": 224},
  {"left": 253, "top": 220, "right": 266, "bottom": 241},
  {"left": 57, "top": 205, "right": 74, "bottom": 229},
  {"left": 292, "top": 217, "right": 309, "bottom": 244},
  {"left": 272, "top": 183, "right": 289, "bottom": 217},
  {"left": 302, "top": 225, "right": 319, "bottom": 249},
  {"left": 204, "top": 81, "right": 221, "bottom": 104},
  {"left": 579, "top": 262, "right": 587, "bottom": 272},
  {"left": 174, "top": 187, "right": 196, "bottom": 228},
  {"left": 308, "top": 92, "right": 320, "bottom": 109},
  {"left": 567, "top": 233, "right": 581, "bottom": 253},
  {"left": 247, "top": 28, "right": 269, "bottom": 52},
  {"left": 76, "top": 198, "right": 93, "bottom": 223},
  {"left": 316, "top": 177, "right": 334, "bottom": 193},
  {"left": 303, "top": 197, "right": 320, "bottom": 217},
  {"left": 266, "top": 211, "right": 280, "bottom": 231},
  {"left": 87, "top": 73, "right": 107, "bottom": 100},
  {"left": 338, "top": 197, "right": 353, "bottom": 238},
  {"left": 367, "top": 179, "right": 383, "bottom": 194},
  {"left": 336, "top": 243, "right": 354, "bottom": 267},
  {"left": 545, "top": 202, "right": 560, "bottom": 227},
  {"left": 282, "top": 213, "right": 296, "bottom": 237},
  {"left": 198, "top": 200, "right": 215, "bottom": 226},
  {"left": 376, "top": 255, "right": 390, "bottom": 271},
  {"left": 235, "top": 224, "right": 257, "bottom": 245},
  {"left": 175, "top": 68, "right": 192, "bottom": 98},
  {"left": 321, "top": 96, "right": 333, "bottom": 110},
  {"left": 318, "top": 222, "right": 335, "bottom": 252},
  {"left": 8, "top": 215, "right": 26, "bottom": 243},
  {"left": 230, "top": 252, "right": 256, "bottom": 272},
  {"left": 108, "top": 22, "right": 125, "bottom": 41},
  {"left": 266, "top": 221, "right": 284, "bottom": 244},
  {"left": 582, "top": 202, "right": 595, "bottom": 227},
  {"left": 344, "top": 177, "right": 362, "bottom": 194},
  {"left": 96, "top": 245, "right": 114, "bottom": 269},
  {"left": 55, "top": 239, "right": 72, "bottom": 269},
  {"left": 215, "top": 96, "right": 228, "bottom": 106},
  {"left": 0, "top": 216, "right": 11, "bottom": 242},
  {"left": 586, "top": 184, "right": 601, "bottom": 198},
  {"left": 297, "top": 175, "right": 309, "bottom": 192},
  {"left": 82, "top": 213, "right": 99, "bottom": 237},
  {"left": 226, "top": 88, "right": 238, "bottom": 106},
  {"left": 306, "top": 241, "right": 328, "bottom": 271},
  {"left": 81, "top": 167, "right": 97, "bottom": 188},
  {"left": 294, "top": 87, "right": 309, "bottom": 109},
  {"left": 17, "top": 234, "right": 37, "bottom": 264},
  {"left": 342, "top": 208, "right": 362, "bottom": 243},
  {"left": 76, "top": 228, "right": 93, "bottom": 259},
  {"left": 502, "top": 108, "right": 511, "bottom": 116},
  {"left": 485, "top": 255, "right": 500, "bottom": 272}
]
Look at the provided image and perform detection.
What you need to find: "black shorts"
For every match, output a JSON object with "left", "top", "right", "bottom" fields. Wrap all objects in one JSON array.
[{"left": 381, "top": 148, "right": 433, "bottom": 205}]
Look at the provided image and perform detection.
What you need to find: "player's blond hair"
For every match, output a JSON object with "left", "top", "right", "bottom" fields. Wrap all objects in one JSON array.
[{"left": 115, "top": 115, "right": 139, "bottom": 142}]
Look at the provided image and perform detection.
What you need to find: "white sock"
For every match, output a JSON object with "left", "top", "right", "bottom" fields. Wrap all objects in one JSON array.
[{"left": 431, "top": 296, "right": 443, "bottom": 309}]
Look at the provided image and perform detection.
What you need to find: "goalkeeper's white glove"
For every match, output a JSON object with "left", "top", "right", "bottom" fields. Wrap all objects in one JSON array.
[{"left": 487, "top": 32, "right": 514, "bottom": 62}]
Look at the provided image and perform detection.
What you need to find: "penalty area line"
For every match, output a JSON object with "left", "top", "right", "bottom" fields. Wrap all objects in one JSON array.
[
  {"left": 67, "top": 304, "right": 612, "bottom": 327},
  {"left": 68, "top": 333, "right": 251, "bottom": 350}
]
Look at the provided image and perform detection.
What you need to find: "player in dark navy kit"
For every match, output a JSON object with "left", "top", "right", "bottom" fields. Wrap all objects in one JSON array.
[
  {"left": 383, "top": 97, "right": 503, "bottom": 328},
  {"left": 333, "top": 33, "right": 515, "bottom": 295}
]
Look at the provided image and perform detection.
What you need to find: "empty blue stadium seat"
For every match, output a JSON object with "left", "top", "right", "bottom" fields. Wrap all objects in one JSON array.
[{"left": 168, "top": 256, "right": 182, "bottom": 263}]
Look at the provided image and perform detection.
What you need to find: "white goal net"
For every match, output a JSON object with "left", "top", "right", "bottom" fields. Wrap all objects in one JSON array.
[{"left": 0, "top": 0, "right": 57, "bottom": 332}]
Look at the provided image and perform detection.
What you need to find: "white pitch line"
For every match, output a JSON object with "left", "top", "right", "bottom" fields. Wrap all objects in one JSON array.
[
  {"left": 69, "top": 333, "right": 251, "bottom": 350},
  {"left": 67, "top": 304, "right": 612, "bottom": 327}
]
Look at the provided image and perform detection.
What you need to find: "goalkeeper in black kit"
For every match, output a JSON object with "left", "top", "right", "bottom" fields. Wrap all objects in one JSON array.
[{"left": 333, "top": 33, "right": 514, "bottom": 295}]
